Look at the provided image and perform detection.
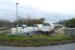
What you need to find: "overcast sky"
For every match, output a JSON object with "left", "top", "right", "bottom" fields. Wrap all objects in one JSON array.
[{"left": 0, "top": 0, "right": 75, "bottom": 23}]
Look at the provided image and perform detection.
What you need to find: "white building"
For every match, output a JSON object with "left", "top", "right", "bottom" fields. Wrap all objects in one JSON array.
[{"left": 11, "top": 23, "right": 55, "bottom": 36}]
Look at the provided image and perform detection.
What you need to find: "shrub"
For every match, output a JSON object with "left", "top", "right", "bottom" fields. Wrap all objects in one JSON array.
[{"left": 64, "top": 18, "right": 75, "bottom": 28}]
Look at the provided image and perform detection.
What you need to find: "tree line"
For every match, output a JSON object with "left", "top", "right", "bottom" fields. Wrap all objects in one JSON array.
[
  {"left": 14, "top": 18, "right": 45, "bottom": 26},
  {"left": 0, "top": 18, "right": 45, "bottom": 27},
  {"left": 57, "top": 18, "right": 75, "bottom": 28}
]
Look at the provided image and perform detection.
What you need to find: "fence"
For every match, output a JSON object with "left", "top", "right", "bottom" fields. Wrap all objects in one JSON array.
[
  {"left": 0, "top": 27, "right": 10, "bottom": 34},
  {"left": 65, "top": 28, "right": 75, "bottom": 36}
]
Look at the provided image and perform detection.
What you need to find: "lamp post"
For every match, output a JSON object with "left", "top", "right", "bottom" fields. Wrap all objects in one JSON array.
[{"left": 16, "top": 3, "right": 19, "bottom": 33}]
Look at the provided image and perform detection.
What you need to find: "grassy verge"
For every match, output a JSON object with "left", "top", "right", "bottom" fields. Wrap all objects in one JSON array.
[{"left": 0, "top": 34, "right": 75, "bottom": 47}]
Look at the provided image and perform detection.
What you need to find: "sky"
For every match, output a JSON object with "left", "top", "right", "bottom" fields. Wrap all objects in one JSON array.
[{"left": 0, "top": 0, "right": 75, "bottom": 23}]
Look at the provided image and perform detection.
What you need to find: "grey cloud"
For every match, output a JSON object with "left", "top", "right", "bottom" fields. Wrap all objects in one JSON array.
[{"left": 0, "top": 0, "right": 74, "bottom": 23}]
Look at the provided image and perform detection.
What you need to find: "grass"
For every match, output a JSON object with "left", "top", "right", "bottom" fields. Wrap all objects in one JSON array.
[{"left": 0, "top": 33, "right": 75, "bottom": 47}]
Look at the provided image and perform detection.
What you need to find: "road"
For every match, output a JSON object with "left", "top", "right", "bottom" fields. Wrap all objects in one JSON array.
[{"left": 0, "top": 43, "right": 75, "bottom": 50}]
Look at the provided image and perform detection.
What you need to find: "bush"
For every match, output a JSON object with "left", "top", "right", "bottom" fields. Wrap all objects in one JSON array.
[{"left": 64, "top": 18, "right": 75, "bottom": 28}]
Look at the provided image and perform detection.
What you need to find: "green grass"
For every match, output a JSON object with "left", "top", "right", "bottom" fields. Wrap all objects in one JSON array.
[{"left": 0, "top": 34, "right": 75, "bottom": 46}]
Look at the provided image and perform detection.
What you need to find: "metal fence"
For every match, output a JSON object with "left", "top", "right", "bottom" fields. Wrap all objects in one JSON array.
[
  {"left": 0, "top": 27, "right": 10, "bottom": 34},
  {"left": 65, "top": 28, "right": 75, "bottom": 36}
]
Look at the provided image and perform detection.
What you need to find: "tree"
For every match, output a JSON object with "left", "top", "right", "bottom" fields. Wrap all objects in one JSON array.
[
  {"left": 64, "top": 18, "right": 75, "bottom": 28},
  {"left": 13, "top": 18, "right": 45, "bottom": 26}
]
